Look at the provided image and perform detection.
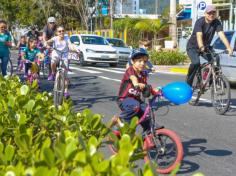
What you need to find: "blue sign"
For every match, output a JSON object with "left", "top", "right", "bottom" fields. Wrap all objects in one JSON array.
[{"left": 198, "top": 1, "right": 206, "bottom": 10}]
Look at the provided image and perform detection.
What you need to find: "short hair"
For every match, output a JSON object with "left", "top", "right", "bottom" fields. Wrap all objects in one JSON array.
[{"left": 0, "top": 19, "right": 7, "bottom": 25}]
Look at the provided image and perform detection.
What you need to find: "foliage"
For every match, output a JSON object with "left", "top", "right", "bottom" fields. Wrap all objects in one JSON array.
[
  {"left": 149, "top": 50, "right": 188, "bottom": 65},
  {"left": 0, "top": 75, "right": 155, "bottom": 176}
]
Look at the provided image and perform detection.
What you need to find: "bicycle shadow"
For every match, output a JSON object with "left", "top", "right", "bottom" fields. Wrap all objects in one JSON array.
[
  {"left": 178, "top": 138, "right": 232, "bottom": 174},
  {"left": 72, "top": 95, "right": 117, "bottom": 111}
]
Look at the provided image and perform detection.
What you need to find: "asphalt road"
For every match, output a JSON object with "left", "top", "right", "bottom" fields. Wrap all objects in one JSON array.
[{"left": 10, "top": 51, "right": 236, "bottom": 176}]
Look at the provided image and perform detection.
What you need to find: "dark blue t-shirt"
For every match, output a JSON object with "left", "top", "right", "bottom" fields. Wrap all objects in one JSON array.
[{"left": 187, "top": 17, "right": 223, "bottom": 49}]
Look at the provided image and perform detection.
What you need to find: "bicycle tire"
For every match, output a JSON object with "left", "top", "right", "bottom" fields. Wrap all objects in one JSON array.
[
  {"left": 143, "top": 128, "right": 183, "bottom": 174},
  {"left": 211, "top": 75, "right": 231, "bottom": 115},
  {"left": 53, "top": 71, "right": 65, "bottom": 107},
  {"left": 6, "top": 59, "right": 13, "bottom": 76},
  {"left": 189, "top": 71, "right": 202, "bottom": 106},
  {"left": 107, "top": 130, "right": 121, "bottom": 154}
]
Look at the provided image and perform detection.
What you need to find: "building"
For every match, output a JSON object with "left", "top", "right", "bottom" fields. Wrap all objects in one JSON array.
[{"left": 139, "top": 0, "right": 170, "bottom": 15}]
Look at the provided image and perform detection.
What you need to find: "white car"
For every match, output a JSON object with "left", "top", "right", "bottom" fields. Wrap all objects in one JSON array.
[
  {"left": 210, "top": 31, "right": 236, "bottom": 84},
  {"left": 70, "top": 34, "right": 119, "bottom": 67},
  {"left": 106, "top": 38, "right": 132, "bottom": 63}
]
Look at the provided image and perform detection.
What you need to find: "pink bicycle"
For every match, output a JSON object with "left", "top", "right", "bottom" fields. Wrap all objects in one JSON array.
[{"left": 108, "top": 89, "right": 183, "bottom": 174}]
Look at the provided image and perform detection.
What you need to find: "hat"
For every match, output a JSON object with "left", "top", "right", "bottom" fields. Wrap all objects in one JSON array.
[
  {"left": 47, "top": 17, "right": 56, "bottom": 23},
  {"left": 205, "top": 5, "right": 216, "bottom": 13},
  {"left": 130, "top": 48, "right": 149, "bottom": 60}
]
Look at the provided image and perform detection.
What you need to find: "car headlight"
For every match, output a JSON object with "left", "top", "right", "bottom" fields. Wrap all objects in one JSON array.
[{"left": 86, "top": 49, "right": 96, "bottom": 53}]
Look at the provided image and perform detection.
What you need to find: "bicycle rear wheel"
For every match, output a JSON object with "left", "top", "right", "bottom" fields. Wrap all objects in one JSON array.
[
  {"left": 143, "top": 128, "right": 183, "bottom": 174},
  {"left": 189, "top": 71, "right": 202, "bottom": 105},
  {"left": 211, "top": 75, "right": 230, "bottom": 115},
  {"left": 6, "top": 59, "right": 13, "bottom": 76},
  {"left": 53, "top": 71, "right": 65, "bottom": 107}
]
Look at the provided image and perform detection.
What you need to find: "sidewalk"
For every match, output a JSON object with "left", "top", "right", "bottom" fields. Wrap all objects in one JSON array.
[{"left": 155, "top": 64, "right": 189, "bottom": 75}]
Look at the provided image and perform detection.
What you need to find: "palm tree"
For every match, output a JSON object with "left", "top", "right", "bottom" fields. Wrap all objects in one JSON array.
[{"left": 134, "top": 18, "right": 170, "bottom": 43}]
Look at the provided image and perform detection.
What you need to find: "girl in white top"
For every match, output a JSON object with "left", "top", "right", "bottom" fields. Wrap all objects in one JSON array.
[{"left": 46, "top": 26, "right": 78, "bottom": 98}]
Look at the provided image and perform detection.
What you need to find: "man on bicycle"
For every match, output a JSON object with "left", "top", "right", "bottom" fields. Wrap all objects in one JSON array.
[{"left": 186, "top": 4, "right": 233, "bottom": 87}]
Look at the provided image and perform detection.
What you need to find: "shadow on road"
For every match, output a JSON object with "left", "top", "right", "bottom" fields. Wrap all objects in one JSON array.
[
  {"left": 73, "top": 96, "right": 117, "bottom": 111},
  {"left": 178, "top": 138, "right": 233, "bottom": 174}
]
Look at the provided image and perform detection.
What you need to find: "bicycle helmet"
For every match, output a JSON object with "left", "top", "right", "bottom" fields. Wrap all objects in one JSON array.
[
  {"left": 47, "top": 17, "right": 56, "bottom": 23},
  {"left": 130, "top": 48, "right": 149, "bottom": 61}
]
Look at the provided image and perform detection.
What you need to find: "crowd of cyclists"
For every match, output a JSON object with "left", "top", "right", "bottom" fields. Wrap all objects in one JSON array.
[{"left": 0, "top": 17, "right": 81, "bottom": 98}]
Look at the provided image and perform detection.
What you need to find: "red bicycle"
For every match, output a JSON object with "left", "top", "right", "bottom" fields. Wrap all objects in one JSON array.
[{"left": 108, "top": 90, "right": 183, "bottom": 174}]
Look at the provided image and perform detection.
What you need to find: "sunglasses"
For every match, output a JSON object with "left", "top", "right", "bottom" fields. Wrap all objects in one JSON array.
[
  {"left": 0, "top": 26, "right": 7, "bottom": 29},
  {"left": 58, "top": 30, "right": 64, "bottom": 33},
  {"left": 49, "top": 22, "right": 55, "bottom": 24},
  {"left": 207, "top": 11, "right": 216, "bottom": 15}
]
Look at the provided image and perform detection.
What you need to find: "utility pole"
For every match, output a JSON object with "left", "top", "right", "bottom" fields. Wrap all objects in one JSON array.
[
  {"left": 169, "top": 0, "right": 177, "bottom": 47},
  {"left": 110, "top": 0, "right": 113, "bottom": 30}
]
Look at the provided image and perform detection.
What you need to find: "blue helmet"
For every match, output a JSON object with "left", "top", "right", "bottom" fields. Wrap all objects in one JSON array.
[{"left": 130, "top": 48, "right": 149, "bottom": 60}]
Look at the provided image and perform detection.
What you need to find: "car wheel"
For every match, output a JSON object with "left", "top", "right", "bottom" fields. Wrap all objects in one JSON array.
[
  {"left": 110, "top": 63, "right": 117, "bottom": 67},
  {"left": 80, "top": 53, "right": 86, "bottom": 66}
]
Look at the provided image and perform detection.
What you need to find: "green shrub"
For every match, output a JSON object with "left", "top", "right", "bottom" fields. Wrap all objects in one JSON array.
[
  {"left": 0, "top": 76, "right": 154, "bottom": 176},
  {"left": 149, "top": 50, "right": 188, "bottom": 65}
]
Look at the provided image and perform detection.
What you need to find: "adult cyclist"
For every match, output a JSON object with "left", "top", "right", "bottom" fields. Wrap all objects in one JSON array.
[
  {"left": 186, "top": 4, "right": 233, "bottom": 88},
  {"left": 43, "top": 17, "right": 57, "bottom": 79},
  {"left": 0, "top": 20, "right": 12, "bottom": 76},
  {"left": 45, "top": 26, "right": 78, "bottom": 98}
]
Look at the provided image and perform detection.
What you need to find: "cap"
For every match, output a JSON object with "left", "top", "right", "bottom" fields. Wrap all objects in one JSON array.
[
  {"left": 130, "top": 48, "right": 149, "bottom": 60},
  {"left": 47, "top": 17, "right": 56, "bottom": 23},
  {"left": 205, "top": 5, "right": 216, "bottom": 13}
]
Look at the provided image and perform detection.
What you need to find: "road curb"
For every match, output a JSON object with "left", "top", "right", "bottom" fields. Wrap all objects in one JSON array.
[{"left": 170, "top": 68, "right": 188, "bottom": 74}]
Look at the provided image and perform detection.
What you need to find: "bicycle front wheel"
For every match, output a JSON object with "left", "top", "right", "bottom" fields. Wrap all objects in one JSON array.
[
  {"left": 211, "top": 75, "right": 231, "bottom": 115},
  {"left": 143, "top": 128, "right": 183, "bottom": 174},
  {"left": 53, "top": 71, "right": 65, "bottom": 107}
]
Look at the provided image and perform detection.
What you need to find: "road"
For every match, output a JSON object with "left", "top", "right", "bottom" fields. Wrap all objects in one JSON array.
[{"left": 10, "top": 52, "right": 236, "bottom": 176}]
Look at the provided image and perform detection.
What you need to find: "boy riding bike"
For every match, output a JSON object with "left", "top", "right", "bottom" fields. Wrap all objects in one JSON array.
[{"left": 117, "top": 48, "right": 162, "bottom": 135}]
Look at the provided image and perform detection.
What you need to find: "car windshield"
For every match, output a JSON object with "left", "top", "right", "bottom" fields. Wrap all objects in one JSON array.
[
  {"left": 107, "top": 38, "right": 127, "bottom": 47},
  {"left": 81, "top": 36, "right": 108, "bottom": 45}
]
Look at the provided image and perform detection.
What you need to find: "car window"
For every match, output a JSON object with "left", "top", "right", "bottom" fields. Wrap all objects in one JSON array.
[
  {"left": 70, "top": 36, "right": 80, "bottom": 45},
  {"left": 81, "top": 36, "right": 108, "bottom": 45},
  {"left": 213, "top": 32, "right": 234, "bottom": 50},
  {"left": 107, "top": 39, "right": 126, "bottom": 47}
]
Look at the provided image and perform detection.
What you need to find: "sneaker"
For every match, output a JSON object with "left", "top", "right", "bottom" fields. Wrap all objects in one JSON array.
[
  {"left": 47, "top": 73, "right": 55, "bottom": 81},
  {"left": 64, "top": 92, "right": 70, "bottom": 99}
]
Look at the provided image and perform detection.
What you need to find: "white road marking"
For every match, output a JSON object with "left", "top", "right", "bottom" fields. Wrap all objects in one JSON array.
[
  {"left": 98, "top": 76, "right": 121, "bottom": 82},
  {"left": 111, "top": 68, "right": 126, "bottom": 71},
  {"left": 70, "top": 66, "right": 102, "bottom": 74},
  {"left": 86, "top": 67, "right": 124, "bottom": 74},
  {"left": 192, "top": 96, "right": 236, "bottom": 109}
]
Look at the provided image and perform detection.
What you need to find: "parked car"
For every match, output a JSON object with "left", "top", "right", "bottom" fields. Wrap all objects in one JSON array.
[
  {"left": 70, "top": 34, "right": 119, "bottom": 67},
  {"left": 208, "top": 31, "right": 236, "bottom": 84},
  {"left": 106, "top": 38, "right": 132, "bottom": 63}
]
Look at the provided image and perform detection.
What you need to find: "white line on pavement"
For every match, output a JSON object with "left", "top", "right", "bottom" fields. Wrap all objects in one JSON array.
[
  {"left": 86, "top": 67, "right": 124, "bottom": 74},
  {"left": 98, "top": 76, "right": 121, "bottom": 82},
  {"left": 111, "top": 68, "right": 126, "bottom": 71},
  {"left": 192, "top": 96, "right": 236, "bottom": 109},
  {"left": 70, "top": 66, "right": 102, "bottom": 74}
]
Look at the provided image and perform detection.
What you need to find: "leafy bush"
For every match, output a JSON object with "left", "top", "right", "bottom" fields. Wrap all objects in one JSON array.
[
  {"left": 0, "top": 76, "right": 155, "bottom": 176},
  {"left": 149, "top": 50, "right": 188, "bottom": 65}
]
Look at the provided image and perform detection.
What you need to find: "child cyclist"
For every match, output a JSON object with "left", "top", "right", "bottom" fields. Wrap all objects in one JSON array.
[
  {"left": 16, "top": 35, "right": 27, "bottom": 71},
  {"left": 22, "top": 37, "right": 44, "bottom": 78},
  {"left": 117, "top": 48, "right": 162, "bottom": 134}
]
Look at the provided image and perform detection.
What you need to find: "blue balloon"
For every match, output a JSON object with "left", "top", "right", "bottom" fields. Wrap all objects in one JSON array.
[{"left": 162, "top": 82, "right": 192, "bottom": 105}]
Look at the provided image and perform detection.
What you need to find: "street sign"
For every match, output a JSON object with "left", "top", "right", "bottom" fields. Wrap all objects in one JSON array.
[{"left": 197, "top": 0, "right": 212, "bottom": 18}]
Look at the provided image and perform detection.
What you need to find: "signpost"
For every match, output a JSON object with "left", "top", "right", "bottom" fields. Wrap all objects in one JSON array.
[{"left": 191, "top": 0, "right": 212, "bottom": 27}]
